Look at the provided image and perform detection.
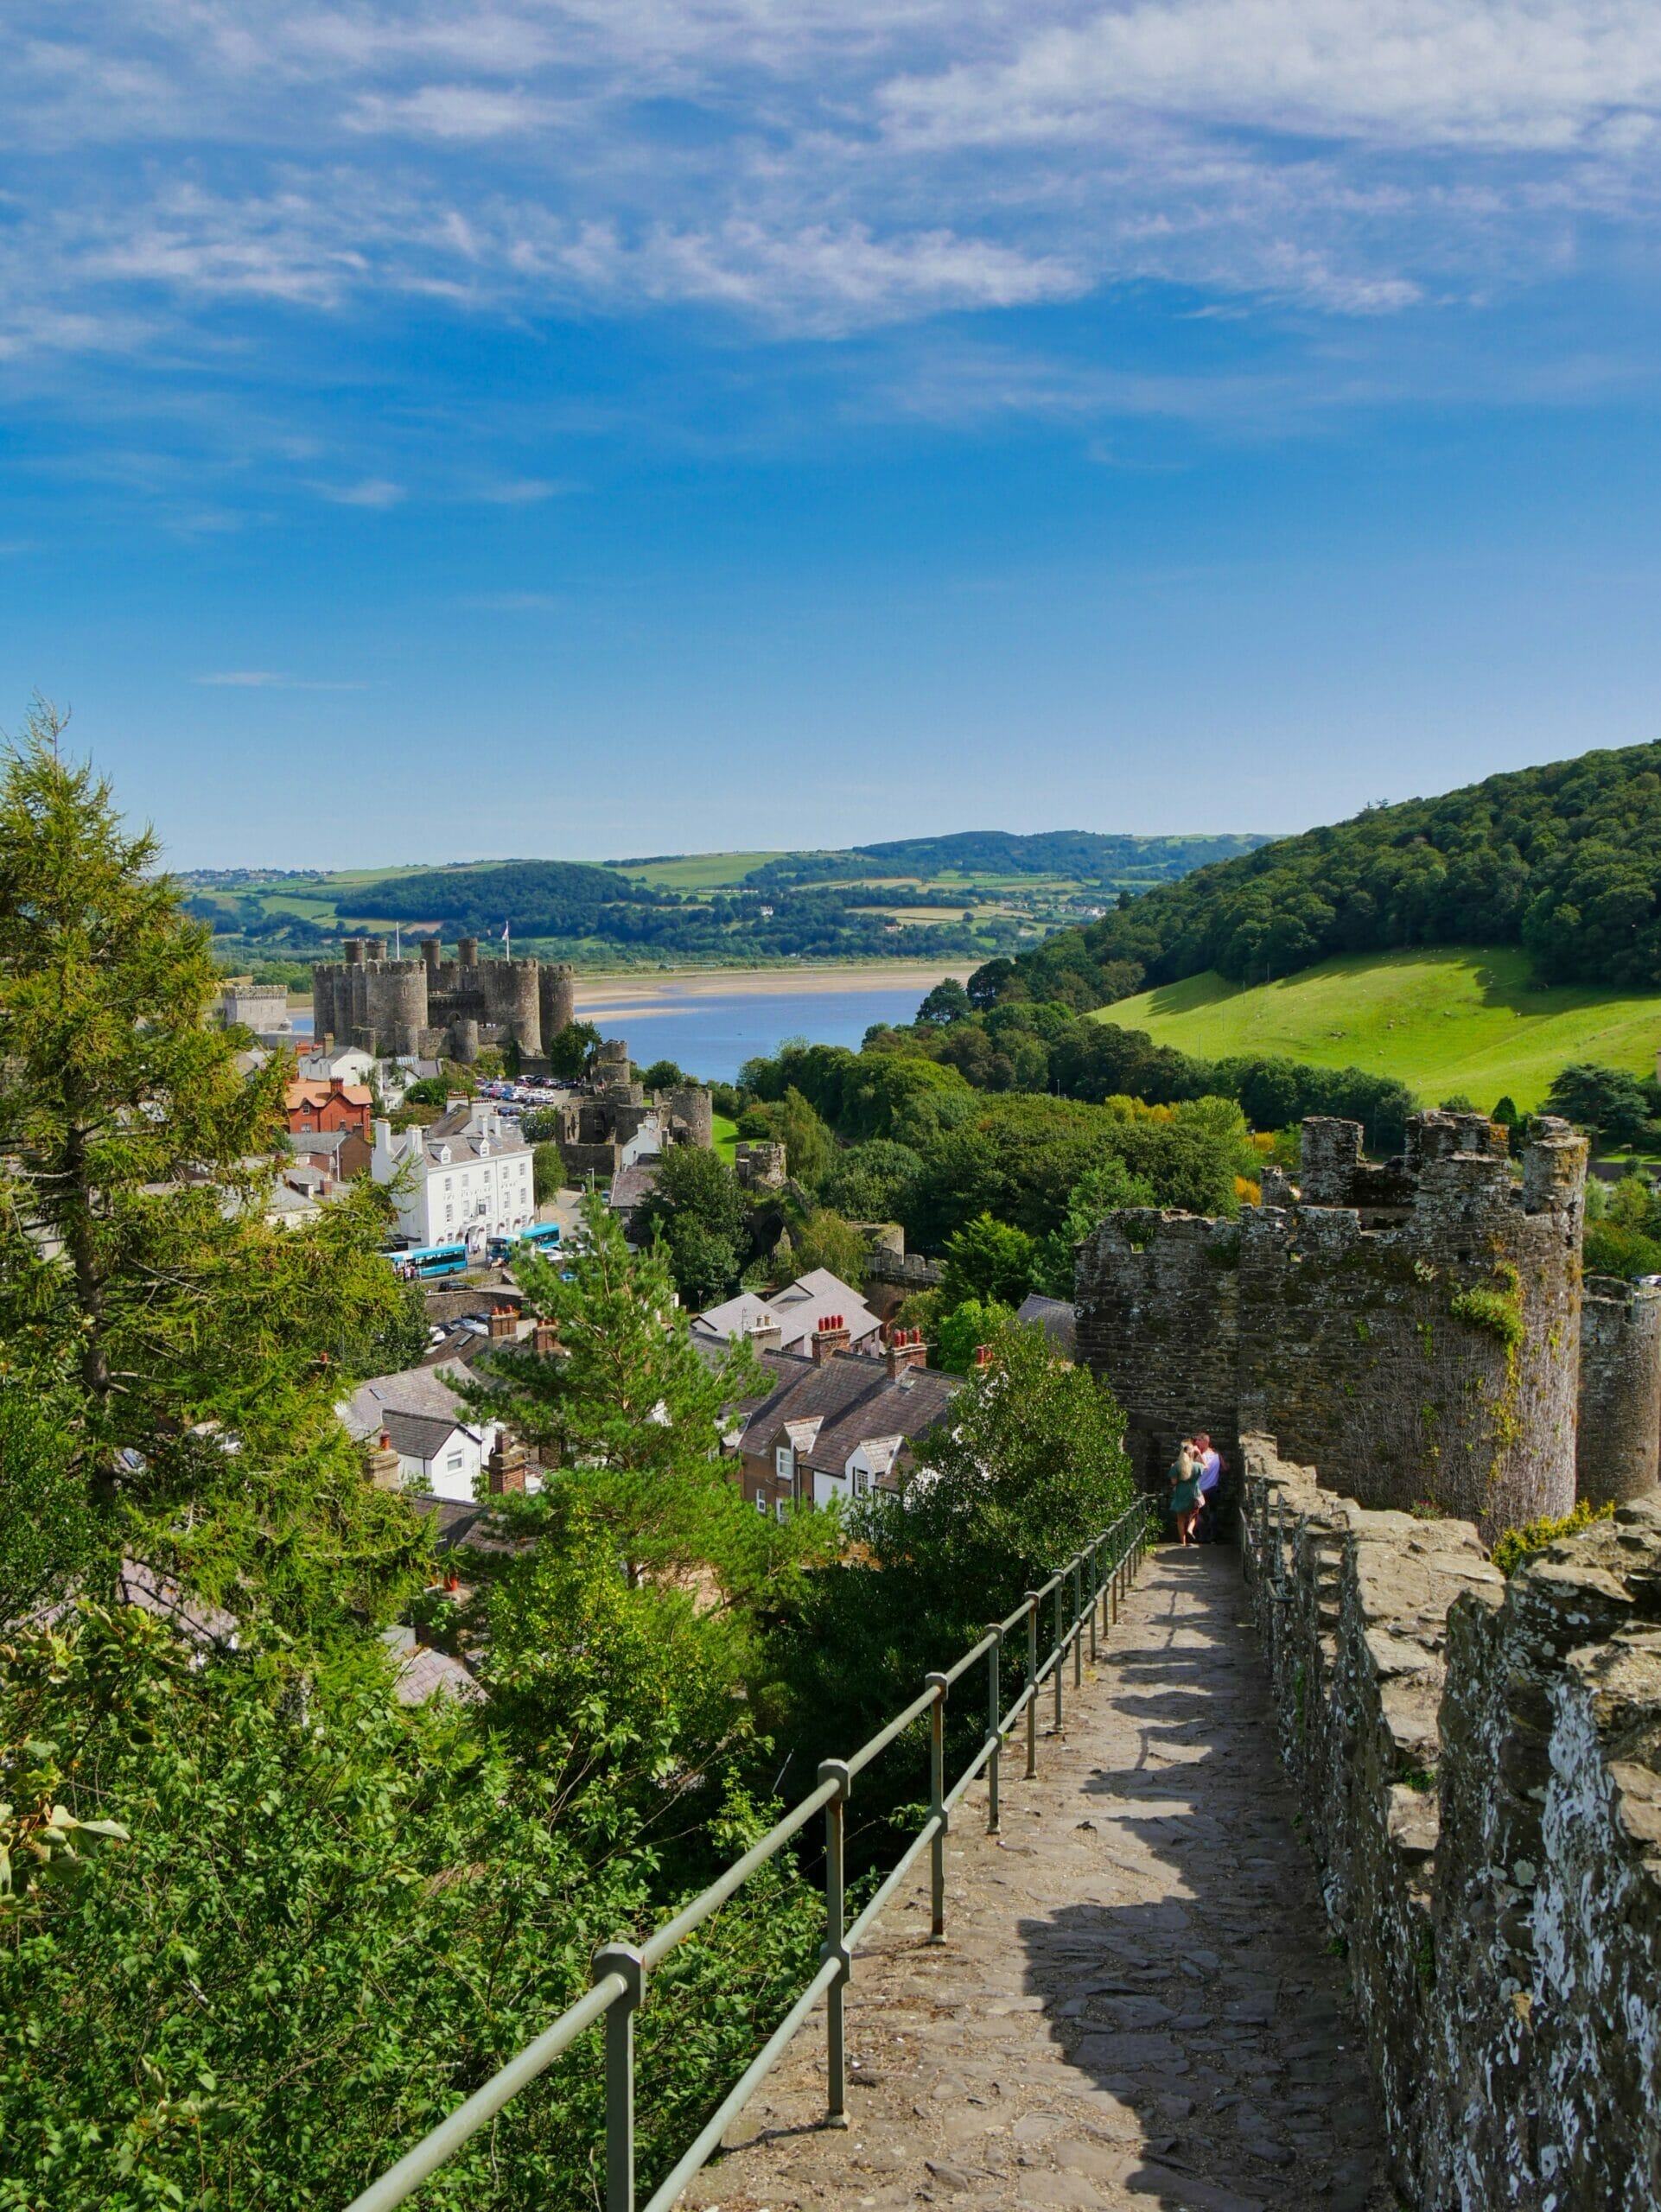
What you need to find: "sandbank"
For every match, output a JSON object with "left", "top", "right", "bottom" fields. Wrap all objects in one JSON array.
[{"left": 573, "top": 962, "right": 973, "bottom": 1015}]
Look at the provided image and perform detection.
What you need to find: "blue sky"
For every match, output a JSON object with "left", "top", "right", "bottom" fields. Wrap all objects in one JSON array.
[{"left": 5, "top": 1, "right": 1661, "bottom": 868}]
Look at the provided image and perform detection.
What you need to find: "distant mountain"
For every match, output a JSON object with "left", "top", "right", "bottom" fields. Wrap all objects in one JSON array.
[
  {"left": 188, "top": 828, "right": 1275, "bottom": 974},
  {"left": 741, "top": 830, "right": 1274, "bottom": 887}
]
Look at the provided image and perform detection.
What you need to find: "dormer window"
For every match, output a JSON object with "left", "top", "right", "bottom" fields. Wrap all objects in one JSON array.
[{"left": 774, "top": 1445, "right": 793, "bottom": 1484}]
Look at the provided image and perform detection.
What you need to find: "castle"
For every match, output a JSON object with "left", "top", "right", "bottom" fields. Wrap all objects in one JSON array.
[
  {"left": 549, "top": 1035, "right": 714, "bottom": 1179},
  {"left": 310, "top": 937, "right": 575, "bottom": 1064},
  {"left": 1077, "top": 1109, "right": 1660, "bottom": 1538}
]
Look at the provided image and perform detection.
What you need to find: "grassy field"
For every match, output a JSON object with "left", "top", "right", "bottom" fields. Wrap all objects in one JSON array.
[
  {"left": 611, "top": 852, "right": 785, "bottom": 889},
  {"left": 713, "top": 1111, "right": 739, "bottom": 1165},
  {"left": 1096, "top": 946, "right": 1661, "bottom": 1110}
]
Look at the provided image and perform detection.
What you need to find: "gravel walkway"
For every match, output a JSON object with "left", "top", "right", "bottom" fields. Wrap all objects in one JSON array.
[{"left": 684, "top": 1545, "right": 1391, "bottom": 2212}]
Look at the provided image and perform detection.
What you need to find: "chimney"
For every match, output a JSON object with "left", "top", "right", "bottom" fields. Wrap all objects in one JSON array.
[
  {"left": 487, "top": 1306, "right": 518, "bottom": 1340},
  {"left": 368, "top": 1429, "right": 402, "bottom": 1491},
  {"left": 487, "top": 1437, "right": 527, "bottom": 1495},
  {"left": 812, "top": 1313, "right": 850, "bottom": 1366},
  {"left": 533, "top": 1316, "right": 561, "bottom": 1356},
  {"left": 886, "top": 1325, "right": 929, "bottom": 1381},
  {"left": 748, "top": 1316, "right": 783, "bottom": 1355},
  {"left": 972, "top": 1343, "right": 995, "bottom": 1370}
]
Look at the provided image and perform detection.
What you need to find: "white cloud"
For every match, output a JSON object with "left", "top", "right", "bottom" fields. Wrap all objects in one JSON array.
[
  {"left": 195, "top": 669, "right": 372, "bottom": 688},
  {"left": 319, "top": 477, "right": 404, "bottom": 506},
  {"left": 881, "top": 3, "right": 1661, "bottom": 155},
  {"left": 345, "top": 85, "right": 561, "bottom": 140},
  {"left": 4, "top": 0, "right": 1661, "bottom": 380}
]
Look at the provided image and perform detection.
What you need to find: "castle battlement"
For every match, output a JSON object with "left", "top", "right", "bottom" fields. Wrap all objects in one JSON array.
[
  {"left": 1077, "top": 1110, "right": 1593, "bottom": 1538},
  {"left": 311, "top": 938, "right": 576, "bottom": 1064}
]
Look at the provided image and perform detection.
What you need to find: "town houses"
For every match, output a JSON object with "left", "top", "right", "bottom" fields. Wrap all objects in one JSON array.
[{"left": 371, "top": 1099, "right": 536, "bottom": 1255}]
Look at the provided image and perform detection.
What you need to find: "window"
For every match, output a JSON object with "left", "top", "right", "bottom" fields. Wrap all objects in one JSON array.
[
  {"left": 774, "top": 1445, "right": 792, "bottom": 1483},
  {"left": 775, "top": 1498, "right": 788, "bottom": 1522},
  {"left": 853, "top": 1468, "right": 869, "bottom": 1496},
  {"left": 446, "top": 1450, "right": 464, "bottom": 1471},
  {"left": 754, "top": 1493, "right": 768, "bottom": 1515}
]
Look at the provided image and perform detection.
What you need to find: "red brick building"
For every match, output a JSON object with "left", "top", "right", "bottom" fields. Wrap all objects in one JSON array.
[{"left": 284, "top": 1076, "right": 372, "bottom": 1140}]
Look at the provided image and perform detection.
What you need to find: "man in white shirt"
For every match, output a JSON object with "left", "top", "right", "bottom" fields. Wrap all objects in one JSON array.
[{"left": 1195, "top": 1433, "right": 1222, "bottom": 1542}]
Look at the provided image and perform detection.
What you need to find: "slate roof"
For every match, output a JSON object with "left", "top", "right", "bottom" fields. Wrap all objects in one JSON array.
[
  {"left": 1015, "top": 1293, "right": 1079, "bottom": 1359},
  {"left": 734, "top": 1350, "right": 959, "bottom": 1478},
  {"left": 696, "top": 1268, "right": 881, "bottom": 1355},
  {"left": 340, "top": 1359, "right": 491, "bottom": 1452},
  {"left": 393, "top": 1643, "right": 486, "bottom": 1707}
]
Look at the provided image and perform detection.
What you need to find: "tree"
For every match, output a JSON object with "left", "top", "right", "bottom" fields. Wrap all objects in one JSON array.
[
  {"left": 819, "top": 1137, "right": 923, "bottom": 1224},
  {"left": 534, "top": 1140, "right": 564, "bottom": 1205},
  {"left": 1034, "top": 1152, "right": 1159, "bottom": 1295},
  {"left": 939, "top": 1211, "right": 1038, "bottom": 1311},
  {"left": 459, "top": 1192, "right": 817, "bottom": 1595},
  {"left": 548, "top": 1020, "right": 601, "bottom": 1081},
  {"left": 933, "top": 1295, "right": 1014, "bottom": 1372},
  {"left": 0, "top": 704, "right": 428, "bottom": 1633},
  {"left": 641, "top": 1058, "right": 687, "bottom": 1090},
  {"left": 763, "top": 1319, "right": 1133, "bottom": 1849},
  {"left": 791, "top": 1209, "right": 869, "bottom": 1287},
  {"left": 1544, "top": 1063, "right": 1651, "bottom": 1148},
  {"left": 633, "top": 1145, "right": 748, "bottom": 1305},
  {"left": 916, "top": 978, "right": 971, "bottom": 1026}
]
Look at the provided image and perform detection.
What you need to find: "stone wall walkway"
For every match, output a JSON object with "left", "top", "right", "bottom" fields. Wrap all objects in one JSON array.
[{"left": 686, "top": 1548, "right": 1391, "bottom": 2212}]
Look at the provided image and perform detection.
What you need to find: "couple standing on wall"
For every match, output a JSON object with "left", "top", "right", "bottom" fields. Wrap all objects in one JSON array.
[{"left": 1168, "top": 1433, "right": 1221, "bottom": 1545}]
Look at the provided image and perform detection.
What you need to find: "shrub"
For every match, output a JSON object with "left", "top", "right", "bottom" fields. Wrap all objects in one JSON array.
[{"left": 1491, "top": 1499, "right": 1615, "bottom": 1579}]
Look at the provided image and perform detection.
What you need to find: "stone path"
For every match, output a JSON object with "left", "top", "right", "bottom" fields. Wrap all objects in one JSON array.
[{"left": 685, "top": 1547, "right": 1391, "bottom": 2212}]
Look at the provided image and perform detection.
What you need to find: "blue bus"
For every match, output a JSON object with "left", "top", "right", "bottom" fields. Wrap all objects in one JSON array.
[
  {"left": 385, "top": 1241, "right": 469, "bottom": 1280},
  {"left": 487, "top": 1223, "right": 563, "bottom": 1263}
]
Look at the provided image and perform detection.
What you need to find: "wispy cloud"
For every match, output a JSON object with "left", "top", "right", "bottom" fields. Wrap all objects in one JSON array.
[
  {"left": 4, "top": 0, "right": 1661, "bottom": 444},
  {"left": 195, "top": 670, "right": 371, "bottom": 689},
  {"left": 318, "top": 477, "right": 404, "bottom": 507}
]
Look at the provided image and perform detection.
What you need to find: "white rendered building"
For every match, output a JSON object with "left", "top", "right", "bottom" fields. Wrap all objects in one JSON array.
[{"left": 372, "top": 1102, "right": 535, "bottom": 1254}]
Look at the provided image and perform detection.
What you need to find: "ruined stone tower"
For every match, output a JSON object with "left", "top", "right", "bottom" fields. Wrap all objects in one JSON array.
[
  {"left": 1077, "top": 1110, "right": 1589, "bottom": 1538},
  {"left": 1577, "top": 1274, "right": 1661, "bottom": 1506}
]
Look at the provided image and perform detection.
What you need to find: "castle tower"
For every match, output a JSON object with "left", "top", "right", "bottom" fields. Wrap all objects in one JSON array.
[
  {"left": 1075, "top": 1110, "right": 1588, "bottom": 1540},
  {"left": 1578, "top": 1276, "right": 1661, "bottom": 1507},
  {"left": 667, "top": 1083, "right": 715, "bottom": 1149},
  {"left": 539, "top": 962, "right": 576, "bottom": 1041}
]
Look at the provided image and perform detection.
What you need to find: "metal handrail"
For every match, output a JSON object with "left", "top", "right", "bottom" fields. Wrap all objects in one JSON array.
[{"left": 343, "top": 1492, "right": 1156, "bottom": 2212}]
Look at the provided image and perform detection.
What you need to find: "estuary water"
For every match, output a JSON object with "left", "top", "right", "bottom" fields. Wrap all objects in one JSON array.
[{"left": 574, "top": 978, "right": 945, "bottom": 1084}]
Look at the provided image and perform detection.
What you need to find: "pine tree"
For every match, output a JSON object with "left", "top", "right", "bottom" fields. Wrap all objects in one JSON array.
[{"left": 0, "top": 702, "right": 427, "bottom": 1629}]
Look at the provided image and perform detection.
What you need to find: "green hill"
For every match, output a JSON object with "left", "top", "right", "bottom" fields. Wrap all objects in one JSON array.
[
  {"left": 1005, "top": 741, "right": 1661, "bottom": 1005},
  {"left": 1098, "top": 946, "right": 1661, "bottom": 1111}
]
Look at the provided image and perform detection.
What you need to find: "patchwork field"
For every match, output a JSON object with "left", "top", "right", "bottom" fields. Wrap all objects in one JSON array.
[{"left": 1098, "top": 946, "right": 1661, "bottom": 1111}]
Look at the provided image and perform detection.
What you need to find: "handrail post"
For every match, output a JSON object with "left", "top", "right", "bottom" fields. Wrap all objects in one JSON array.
[
  {"left": 817, "top": 1758, "right": 852, "bottom": 2127},
  {"left": 1072, "top": 1560, "right": 1084, "bottom": 1687},
  {"left": 1024, "top": 1594, "right": 1041, "bottom": 1778},
  {"left": 1053, "top": 1581, "right": 1064, "bottom": 1734},
  {"left": 926, "top": 1674, "right": 949, "bottom": 1942},
  {"left": 985, "top": 1625, "right": 1002, "bottom": 1834},
  {"left": 1088, "top": 1540, "right": 1098, "bottom": 1662},
  {"left": 593, "top": 1942, "right": 646, "bottom": 2212}
]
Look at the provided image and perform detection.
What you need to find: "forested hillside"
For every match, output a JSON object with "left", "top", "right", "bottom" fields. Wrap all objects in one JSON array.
[
  {"left": 1001, "top": 742, "right": 1661, "bottom": 1000},
  {"left": 740, "top": 830, "right": 1270, "bottom": 888}
]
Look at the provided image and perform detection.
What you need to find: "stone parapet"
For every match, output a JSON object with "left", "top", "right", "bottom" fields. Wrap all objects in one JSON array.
[{"left": 1242, "top": 1430, "right": 1661, "bottom": 2209}]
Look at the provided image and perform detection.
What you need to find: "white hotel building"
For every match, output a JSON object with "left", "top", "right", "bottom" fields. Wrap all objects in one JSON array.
[{"left": 372, "top": 1102, "right": 536, "bottom": 1254}]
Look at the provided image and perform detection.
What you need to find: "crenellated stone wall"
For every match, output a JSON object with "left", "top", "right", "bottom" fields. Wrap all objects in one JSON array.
[
  {"left": 1078, "top": 1109, "right": 1592, "bottom": 1541},
  {"left": 1241, "top": 1432, "right": 1661, "bottom": 2210}
]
